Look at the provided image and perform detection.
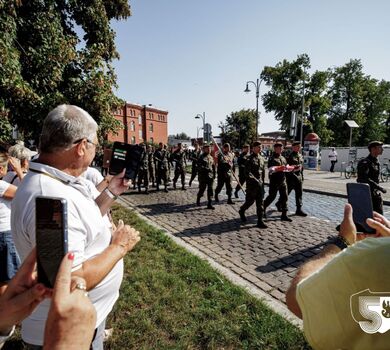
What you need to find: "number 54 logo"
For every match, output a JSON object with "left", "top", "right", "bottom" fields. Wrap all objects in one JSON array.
[{"left": 350, "top": 289, "right": 390, "bottom": 334}]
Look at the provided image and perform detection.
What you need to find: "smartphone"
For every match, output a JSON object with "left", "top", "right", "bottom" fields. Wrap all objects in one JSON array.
[
  {"left": 346, "top": 183, "right": 376, "bottom": 234},
  {"left": 36, "top": 196, "right": 68, "bottom": 288},
  {"left": 109, "top": 141, "right": 143, "bottom": 180}
]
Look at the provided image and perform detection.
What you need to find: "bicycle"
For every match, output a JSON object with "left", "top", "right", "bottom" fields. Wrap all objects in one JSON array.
[
  {"left": 344, "top": 159, "right": 358, "bottom": 179},
  {"left": 380, "top": 159, "right": 390, "bottom": 182}
]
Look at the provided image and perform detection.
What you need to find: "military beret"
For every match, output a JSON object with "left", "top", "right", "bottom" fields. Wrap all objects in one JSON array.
[
  {"left": 203, "top": 143, "right": 211, "bottom": 148},
  {"left": 368, "top": 141, "right": 383, "bottom": 149},
  {"left": 242, "top": 144, "right": 250, "bottom": 148},
  {"left": 274, "top": 142, "right": 283, "bottom": 147},
  {"left": 223, "top": 143, "right": 230, "bottom": 148},
  {"left": 292, "top": 141, "right": 301, "bottom": 146},
  {"left": 252, "top": 141, "right": 261, "bottom": 147}
]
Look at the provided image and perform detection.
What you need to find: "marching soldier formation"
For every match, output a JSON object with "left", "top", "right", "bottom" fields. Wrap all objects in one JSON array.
[{"left": 117, "top": 139, "right": 314, "bottom": 229}]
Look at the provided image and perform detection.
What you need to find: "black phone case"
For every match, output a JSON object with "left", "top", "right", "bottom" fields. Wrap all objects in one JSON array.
[{"left": 36, "top": 197, "right": 68, "bottom": 288}]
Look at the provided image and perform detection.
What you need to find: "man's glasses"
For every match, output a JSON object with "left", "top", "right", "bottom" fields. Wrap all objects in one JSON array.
[{"left": 73, "top": 138, "right": 100, "bottom": 151}]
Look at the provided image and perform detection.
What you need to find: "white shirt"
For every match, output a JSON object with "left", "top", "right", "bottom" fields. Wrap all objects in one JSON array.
[
  {"left": 0, "top": 180, "right": 11, "bottom": 232},
  {"left": 2, "top": 171, "right": 23, "bottom": 187},
  {"left": 328, "top": 150, "right": 338, "bottom": 161},
  {"left": 82, "top": 167, "right": 104, "bottom": 187},
  {"left": 11, "top": 162, "right": 123, "bottom": 346}
]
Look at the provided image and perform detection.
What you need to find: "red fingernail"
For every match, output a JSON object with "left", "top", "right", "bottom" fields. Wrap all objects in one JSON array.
[{"left": 68, "top": 252, "right": 75, "bottom": 260}]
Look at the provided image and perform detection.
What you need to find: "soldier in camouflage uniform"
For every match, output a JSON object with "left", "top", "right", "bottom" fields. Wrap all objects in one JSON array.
[
  {"left": 357, "top": 141, "right": 387, "bottom": 214},
  {"left": 147, "top": 144, "right": 156, "bottom": 187},
  {"left": 238, "top": 141, "right": 267, "bottom": 228},
  {"left": 137, "top": 143, "right": 149, "bottom": 194},
  {"left": 234, "top": 144, "right": 250, "bottom": 198},
  {"left": 196, "top": 143, "right": 216, "bottom": 209},
  {"left": 263, "top": 142, "right": 292, "bottom": 221},
  {"left": 215, "top": 143, "right": 235, "bottom": 204},
  {"left": 171, "top": 143, "right": 187, "bottom": 190},
  {"left": 189, "top": 142, "right": 202, "bottom": 187},
  {"left": 154, "top": 142, "right": 169, "bottom": 192},
  {"left": 276, "top": 141, "right": 307, "bottom": 216}
]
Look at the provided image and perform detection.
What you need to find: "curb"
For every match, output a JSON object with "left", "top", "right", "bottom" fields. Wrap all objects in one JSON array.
[{"left": 117, "top": 196, "right": 303, "bottom": 330}]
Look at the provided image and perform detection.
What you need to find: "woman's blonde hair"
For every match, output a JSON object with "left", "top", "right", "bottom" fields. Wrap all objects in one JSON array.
[{"left": 0, "top": 151, "right": 8, "bottom": 169}]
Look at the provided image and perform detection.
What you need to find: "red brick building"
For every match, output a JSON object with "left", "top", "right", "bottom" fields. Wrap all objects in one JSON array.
[{"left": 108, "top": 102, "right": 168, "bottom": 145}]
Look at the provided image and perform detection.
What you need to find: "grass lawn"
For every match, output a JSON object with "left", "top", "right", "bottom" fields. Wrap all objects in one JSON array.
[
  {"left": 105, "top": 204, "right": 310, "bottom": 349},
  {"left": 5, "top": 203, "right": 310, "bottom": 349}
]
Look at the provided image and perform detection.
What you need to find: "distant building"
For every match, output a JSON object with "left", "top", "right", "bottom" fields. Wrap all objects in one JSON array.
[
  {"left": 168, "top": 136, "right": 192, "bottom": 148},
  {"left": 259, "top": 131, "right": 291, "bottom": 150},
  {"left": 107, "top": 102, "right": 168, "bottom": 144}
]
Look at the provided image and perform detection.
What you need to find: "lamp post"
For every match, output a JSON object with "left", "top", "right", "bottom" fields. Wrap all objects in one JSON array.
[
  {"left": 196, "top": 126, "right": 203, "bottom": 141},
  {"left": 244, "top": 78, "right": 263, "bottom": 140},
  {"left": 299, "top": 72, "right": 306, "bottom": 144},
  {"left": 195, "top": 112, "right": 206, "bottom": 143}
]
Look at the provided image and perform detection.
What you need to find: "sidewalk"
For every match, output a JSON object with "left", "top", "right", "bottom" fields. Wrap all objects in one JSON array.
[{"left": 298, "top": 170, "right": 390, "bottom": 202}]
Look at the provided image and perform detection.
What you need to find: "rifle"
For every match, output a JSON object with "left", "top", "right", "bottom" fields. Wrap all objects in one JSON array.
[{"left": 211, "top": 136, "right": 246, "bottom": 196}]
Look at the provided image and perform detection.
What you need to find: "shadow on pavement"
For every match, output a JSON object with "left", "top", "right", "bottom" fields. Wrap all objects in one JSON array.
[{"left": 255, "top": 236, "right": 336, "bottom": 273}]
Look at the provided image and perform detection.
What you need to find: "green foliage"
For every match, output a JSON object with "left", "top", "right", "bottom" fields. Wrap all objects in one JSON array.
[
  {"left": 219, "top": 109, "right": 256, "bottom": 148},
  {"left": 0, "top": 0, "right": 129, "bottom": 142},
  {"left": 0, "top": 114, "right": 13, "bottom": 143},
  {"left": 260, "top": 55, "right": 390, "bottom": 146},
  {"left": 171, "top": 132, "right": 191, "bottom": 140},
  {"left": 261, "top": 54, "right": 310, "bottom": 137}
]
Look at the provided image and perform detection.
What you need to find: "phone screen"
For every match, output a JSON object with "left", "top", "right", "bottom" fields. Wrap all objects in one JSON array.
[
  {"left": 109, "top": 142, "right": 142, "bottom": 180},
  {"left": 36, "top": 197, "right": 68, "bottom": 288},
  {"left": 347, "top": 183, "right": 376, "bottom": 234}
]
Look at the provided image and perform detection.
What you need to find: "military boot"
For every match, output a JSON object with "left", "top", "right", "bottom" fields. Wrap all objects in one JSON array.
[
  {"left": 138, "top": 187, "right": 142, "bottom": 193},
  {"left": 207, "top": 200, "right": 215, "bottom": 210},
  {"left": 227, "top": 196, "right": 234, "bottom": 205},
  {"left": 238, "top": 208, "right": 247, "bottom": 222},
  {"left": 145, "top": 188, "right": 149, "bottom": 195},
  {"left": 196, "top": 196, "right": 201, "bottom": 206},
  {"left": 281, "top": 211, "right": 292, "bottom": 222},
  {"left": 257, "top": 220, "right": 268, "bottom": 229},
  {"left": 275, "top": 201, "right": 282, "bottom": 212},
  {"left": 173, "top": 182, "right": 177, "bottom": 190},
  {"left": 234, "top": 189, "right": 239, "bottom": 198},
  {"left": 215, "top": 194, "right": 219, "bottom": 202},
  {"left": 164, "top": 186, "right": 168, "bottom": 193},
  {"left": 181, "top": 186, "right": 186, "bottom": 191},
  {"left": 295, "top": 207, "right": 308, "bottom": 217}
]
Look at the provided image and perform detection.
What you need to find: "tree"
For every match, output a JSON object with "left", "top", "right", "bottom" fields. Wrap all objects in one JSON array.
[
  {"left": 218, "top": 109, "right": 256, "bottom": 148},
  {"left": 0, "top": 0, "right": 130, "bottom": 142},
  {"left": 0, "top": 114, "right": 13, "bottom": 143},
  {"left": 327, "top": 59, "right": 366, "bottom": 146},
  {"left": 261, "top": 54, "right": 310, "bottom": 138},
  {"left": 305, "top": 70, "right": 333, "bottom": 146}
]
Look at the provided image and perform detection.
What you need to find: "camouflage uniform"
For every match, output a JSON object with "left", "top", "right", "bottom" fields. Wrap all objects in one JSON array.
[
  {"left": 189, "top": 148, "right": 202, "bottom": 187},
  {"left": 215, "top": 151, "right": 234, "bottom": 204},
  {"left": 263, "top": 152, "right": 290, "bottom": 219},
  {"left": 137, "top": 147, "right": 149, "bottom": 193},
  {"left": 234, "top": 149, "right": 250, "bottom": 197},
  {"left": 196, "top": 151, "right": 216, "bottom": 209},
  {"left": 239, "top": 152, "right": 266, "bottom": 227},
  {"left": 357, "top": 154, "right": 385, "bottom": 214},
  {"left": 148, "top": 147, "right": 156, "bottom": 187},
  {"left": 154, "top": 147, "right": 169, "bottom": 192},
  {"left": 171, "top": 148, "right": 187, "bottom": 189}
]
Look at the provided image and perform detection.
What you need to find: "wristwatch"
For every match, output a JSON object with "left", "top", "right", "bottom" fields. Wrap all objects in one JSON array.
[{"left": 332, "top": 236, "right": 351, "bottom": 250}]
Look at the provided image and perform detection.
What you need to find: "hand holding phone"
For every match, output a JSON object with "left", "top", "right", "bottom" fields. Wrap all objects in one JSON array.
[
  {"left": 347, "top": 183, "right": 376, "bottom": 234},
  {"left": 36, "top": 197, "right": 68, "bottom": 288},
  {"left": 109, "top": 142, "right": 143, "bottom": 180}
]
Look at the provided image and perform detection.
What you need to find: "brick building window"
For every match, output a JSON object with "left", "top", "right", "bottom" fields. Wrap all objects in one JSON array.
[
  {"left": 130, "top": 121, "right": 135, "bottom": 131},
  {"left": 138, "top": 115, "right": 142, "bottom": 125},
  {"left": 149, "top": 123, "right": 153, "bottom": 132},
  {"left": 150, "top": 137, "right": 154, "bottom": 143},
  {"left": 138, "top": 129, "right": 142, "bottom": 140},
  {"left": 131, "top": 136, "right": 136, "bottom": 144}
]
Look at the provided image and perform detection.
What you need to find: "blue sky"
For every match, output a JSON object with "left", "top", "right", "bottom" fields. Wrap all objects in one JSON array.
[{"left": 111, "top": 0, "right": 390, "bottom": 138}]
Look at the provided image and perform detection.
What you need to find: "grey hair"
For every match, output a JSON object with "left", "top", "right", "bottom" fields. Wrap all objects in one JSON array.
[
  {"left": 8, "top": 142, "right": 32, "bottom": 162},
  {"left": 39, "top": 105, "right": 98, "bottom": 153}
]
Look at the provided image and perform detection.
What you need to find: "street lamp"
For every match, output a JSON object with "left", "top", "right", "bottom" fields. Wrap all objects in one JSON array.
[
  {"left": 196, "top": 126, "right": 203, "bottom": 141},
  {"left": 195, "top": 112, "right": 206, "bottom": 143},
  {"left": 244, "top": 78, "right": 263, "bottom": 140}
]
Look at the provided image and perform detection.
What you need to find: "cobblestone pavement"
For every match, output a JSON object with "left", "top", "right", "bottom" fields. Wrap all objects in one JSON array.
[{"left": 122, "top": 177, "right": 344, "bottom": 305}]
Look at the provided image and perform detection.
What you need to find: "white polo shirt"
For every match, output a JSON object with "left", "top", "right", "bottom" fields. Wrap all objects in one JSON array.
[
  {"left": 0, "top": 180, "right": 11, "bottom": 232},
  {"left": 11, "top": 162, "right": 123, "bottom": 346}
]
